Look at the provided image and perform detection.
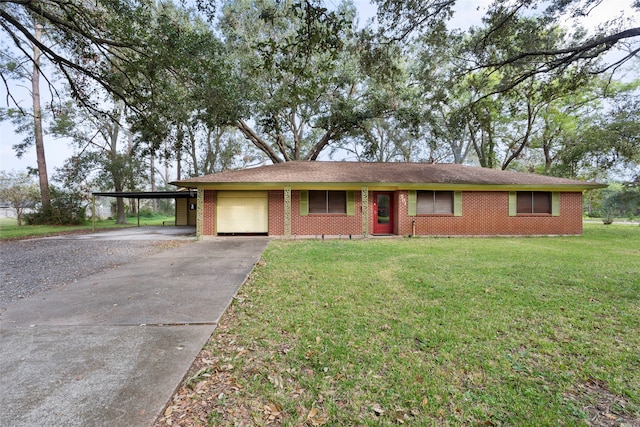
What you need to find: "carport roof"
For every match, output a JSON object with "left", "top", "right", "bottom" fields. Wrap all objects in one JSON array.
[{"left": 92, "top": 191, "right": 196, "bottom": 199}]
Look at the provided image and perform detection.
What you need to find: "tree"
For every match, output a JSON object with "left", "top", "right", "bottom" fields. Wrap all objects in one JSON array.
[
  {"left": 52, "top": 99, "right": 146, "bottom": 224},
  {"left": 330, "top": 32, "right": 433, "bottom": 162},
  {"left": 373, "top": 0, "right": 454, "bottom": 43},
  {"left": 553, "top": 91, "right": 640, "bottom": 179},
  {"left": 182, "top": 125, "right": 257, "bottom": 176},
  {"left": 1, "top": 17, "right": 52, "bottom": 208},
  {"left": 30, "top": 19, "right": 50, "bottom": 208},
  {"left": 0, "top": 170, "right": 39, "bottom": 226},
  {"left": 219, "top": 0, "right": 370, "bottom": 162},
  {"left": 335, "top": 118, "right": 418, "bottom": 162},
  {"left": 1, "top": 0, "right": 160, "bottom": 114},
  {"left": 2, "top": 1, "right": 198, "bottom": 217},
  {"left": 410, "top": 28, "right": 478, "bottom": 165},
  {"left": 373, "top": 0, "right": 639, "bottom": 92},
  {"left": 469, "top": 1, "right": 640, "bottom": 95},
  {"left": 123, "top": 3, "right": 245, "bottom": 176},
  {"left": 405, "top": 11, "right": 638, "bottom": 176},
  {"left": 594, "top": 180, "right": 640, "bottom": 221},
  {"left": 22, "top": 185, "right": 87, "bottom": 225},
  {"left": 2, "top": 1, "right": 207, "bottom": 193}
]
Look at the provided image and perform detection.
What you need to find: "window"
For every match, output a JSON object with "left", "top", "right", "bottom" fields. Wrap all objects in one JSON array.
[
  {"left": 417, "top": 191, "right": 453, "bottom": 214},
  {"left": 408, "top": 190, "right": 462, "bottom": 216},
  {"left": 517, "top": 192, "right": 551, "bottom": 214},
  {"left": 309, "top": 190, "right": 346, "bottom": 214},
  {"left": 300, "top": 190, "right": 355, "bottom": 216}
]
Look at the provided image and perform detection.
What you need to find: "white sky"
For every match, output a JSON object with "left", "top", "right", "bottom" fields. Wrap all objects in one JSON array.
[{"left": 0, "top": 0, "right": 637, "bottom": 175}]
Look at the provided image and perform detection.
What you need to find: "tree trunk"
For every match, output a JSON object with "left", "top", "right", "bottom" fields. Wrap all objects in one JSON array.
[
  {"left": 150, "top": 151, "right": 157, "bottom": 211},
  {"left": 115, "top": 169, "right": 127, "bottom": 223},
  {"left": 108, "top": 108, "right": 127, "bottom": 224},
  {"left": 32, "top": 21, "right": 51, "bottom": 209},
  {"left": 187, "top": 127, "right": 199, "bottom": 177},
  {"left": 115, "top": 170, "right": 127, "bottom": 223},
  {"left": 176, "top": 125, "right": 183, "bottom": 181},
  {"left": 502, "top": 102, "right": 535, "bottom": 170},
  {"left": 236, "top": 119, "right": 283, "bottom": 163}
]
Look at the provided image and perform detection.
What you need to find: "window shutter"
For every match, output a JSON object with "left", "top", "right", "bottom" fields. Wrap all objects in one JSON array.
[
  {"left": 299, "top": 190, "right": 309, "bottom": 216},
  {"left": 453, "top": 191, "right": 462, "bottom": 216},
  {"left": 551, "top": 192, "right": 560, "bottom": 216},
  {"left": 508, "top": 192, "right": 517, "bottom": 217},
  {"left": 408, "top": 190, "right": 417, "bottom": 216},
  {"left": 346, "top": 191, "right": 355, "bottom": 216}
]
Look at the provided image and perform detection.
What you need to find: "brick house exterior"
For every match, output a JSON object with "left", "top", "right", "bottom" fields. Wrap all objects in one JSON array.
[{"left": 172, "top": 162, "right": 604, "bottom": 238}]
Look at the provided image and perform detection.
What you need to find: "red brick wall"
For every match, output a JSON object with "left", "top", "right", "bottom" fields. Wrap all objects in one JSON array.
[
  {"left": 396, "top": 191, "right": 583, "bottom": 236},
  {"left": 202, "top": 190, "right": 216, "bottom": 236},
  {"left": 203, "top": 189, "right": 583, "bottom": 237},
  {"left": 269, "top": 191, "right": 285, "bottom": 235},
  {"left": 289, "top": 190, "right": 364, "bottom": 236}
]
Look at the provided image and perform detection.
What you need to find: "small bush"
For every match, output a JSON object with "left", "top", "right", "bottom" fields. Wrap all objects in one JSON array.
[
  {"left": 127, "top": 208, "right": 165, "bottom": 219},
  {"left": 136, "top": 208, "right": 156, "bottom": 218},
  {"left": 24, "top": 187, "right": 87, "bottom": 225}
]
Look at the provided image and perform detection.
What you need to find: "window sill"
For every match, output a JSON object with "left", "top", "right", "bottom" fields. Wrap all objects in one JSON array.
[
  {"left": 415, "top": 214, "right": 455, "bottom": 217},
  {"left": 515, "top": 213, "right": 552, "bottom": 217}
]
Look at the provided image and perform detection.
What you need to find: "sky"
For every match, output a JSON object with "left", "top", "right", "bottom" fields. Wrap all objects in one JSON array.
[{"left": 0, "top": 0, "right": 637, "bottom": 176}]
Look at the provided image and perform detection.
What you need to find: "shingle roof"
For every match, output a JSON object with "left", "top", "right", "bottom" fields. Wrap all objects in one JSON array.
[{"left": 172, "top": 161, "right": 604, "bottom": 188}]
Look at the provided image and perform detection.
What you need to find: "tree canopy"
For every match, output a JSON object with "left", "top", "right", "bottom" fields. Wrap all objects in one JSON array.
[
  {"left": 1, "top": 0, "right": 157, "bottom": 112},
  {"left": 374, "top": 0, "right": 640, "bottom": 77},
  {"left": 1, "top": 0, "right": 638, "bottom": 202}
]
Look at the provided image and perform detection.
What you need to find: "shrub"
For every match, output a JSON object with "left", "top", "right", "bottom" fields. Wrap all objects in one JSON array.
[{"left": 24, "top": 187, "right": 87, "bottom": 225}]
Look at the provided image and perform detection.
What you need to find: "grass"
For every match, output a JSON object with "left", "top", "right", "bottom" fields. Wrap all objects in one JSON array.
[
  {"left": 0, "top": 214, "right": 176, "bottom": 240},
  {"left": 164, "top": 224, "right": 640, "bottom": 426}
]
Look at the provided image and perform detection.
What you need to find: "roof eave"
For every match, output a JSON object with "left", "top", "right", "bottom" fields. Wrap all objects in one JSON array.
[{"left": 172, "top": 181, "right": 607, "bottom": 191}]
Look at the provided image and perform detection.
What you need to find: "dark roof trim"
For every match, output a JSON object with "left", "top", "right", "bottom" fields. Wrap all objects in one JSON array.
[{"left": 92, "top": 191, "right": 196, "bottom": 199}]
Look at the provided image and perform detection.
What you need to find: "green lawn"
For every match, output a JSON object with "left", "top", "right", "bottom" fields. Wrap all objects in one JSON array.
[
  {"left": 0, "top": 215, "right": 176, "bottom": 239},
  {"left": 168, "top": 224, "right": 640, "bottom": 426}
]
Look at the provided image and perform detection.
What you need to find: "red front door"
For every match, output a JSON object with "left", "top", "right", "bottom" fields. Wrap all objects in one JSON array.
[{"left": 373, "top": 192, "right": 394, "bottom": 234}]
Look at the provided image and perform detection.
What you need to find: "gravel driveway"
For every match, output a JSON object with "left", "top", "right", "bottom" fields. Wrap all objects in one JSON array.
[{"left": 0, "top": 239, "right": 187, "bottom": 304}]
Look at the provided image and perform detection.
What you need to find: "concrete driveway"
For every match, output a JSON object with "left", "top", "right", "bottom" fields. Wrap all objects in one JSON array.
[
  {"left": 43, "top": 225, "right": 198, "bottom": 241},
  {"left": 0, "top": 233, "right": 269, "bottom": 426}
]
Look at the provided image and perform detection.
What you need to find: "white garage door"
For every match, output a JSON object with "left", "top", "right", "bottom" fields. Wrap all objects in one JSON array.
[{"left": 217, "top": 191, "right": 269, "bottom": 234}]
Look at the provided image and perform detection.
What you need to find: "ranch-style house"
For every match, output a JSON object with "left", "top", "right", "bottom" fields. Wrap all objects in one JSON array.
[{"left": 171, "top": 161, "right": 605, "bottom": 238}]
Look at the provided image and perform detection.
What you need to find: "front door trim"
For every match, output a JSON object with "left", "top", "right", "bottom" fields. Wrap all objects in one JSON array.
[{"left": 373, "top": 192, "right": 394, "bottom": 235}]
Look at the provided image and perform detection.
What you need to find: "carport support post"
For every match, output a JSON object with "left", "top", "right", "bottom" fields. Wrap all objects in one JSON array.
[
  {"left": 137, "top": 198, "right": 140, "bottom": 227},
  {"left": 92, "top": 194, "right": 96, "bottom": 231}
]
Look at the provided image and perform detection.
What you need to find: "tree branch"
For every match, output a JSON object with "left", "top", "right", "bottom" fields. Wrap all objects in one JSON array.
[
  {"left": 236, "top": 119, "right": 283, "bottom": 163},
  {"left": 479, "top": 27, "right": 640, "bottom": 72},
  {"left": 306, "top": 130, "right": 334, "bottom": 161}
]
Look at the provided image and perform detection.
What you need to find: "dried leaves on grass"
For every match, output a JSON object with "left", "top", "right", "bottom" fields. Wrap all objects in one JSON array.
[
  {"left": 155, "top": 300, "right": 333, "bottom": 427},
  {"left": 566, "top": 378, "right": 640, "bottom": 427},
  {"left": 155, "top": 231, "right": 640, "bottom": 426},
  {"left": 154, "top": 303, "right": 254, "bottom": 426}
]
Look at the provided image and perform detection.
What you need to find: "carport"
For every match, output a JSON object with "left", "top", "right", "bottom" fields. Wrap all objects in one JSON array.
[{"left": 91, "top": 190, "right": 197, "bottom": 229}]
